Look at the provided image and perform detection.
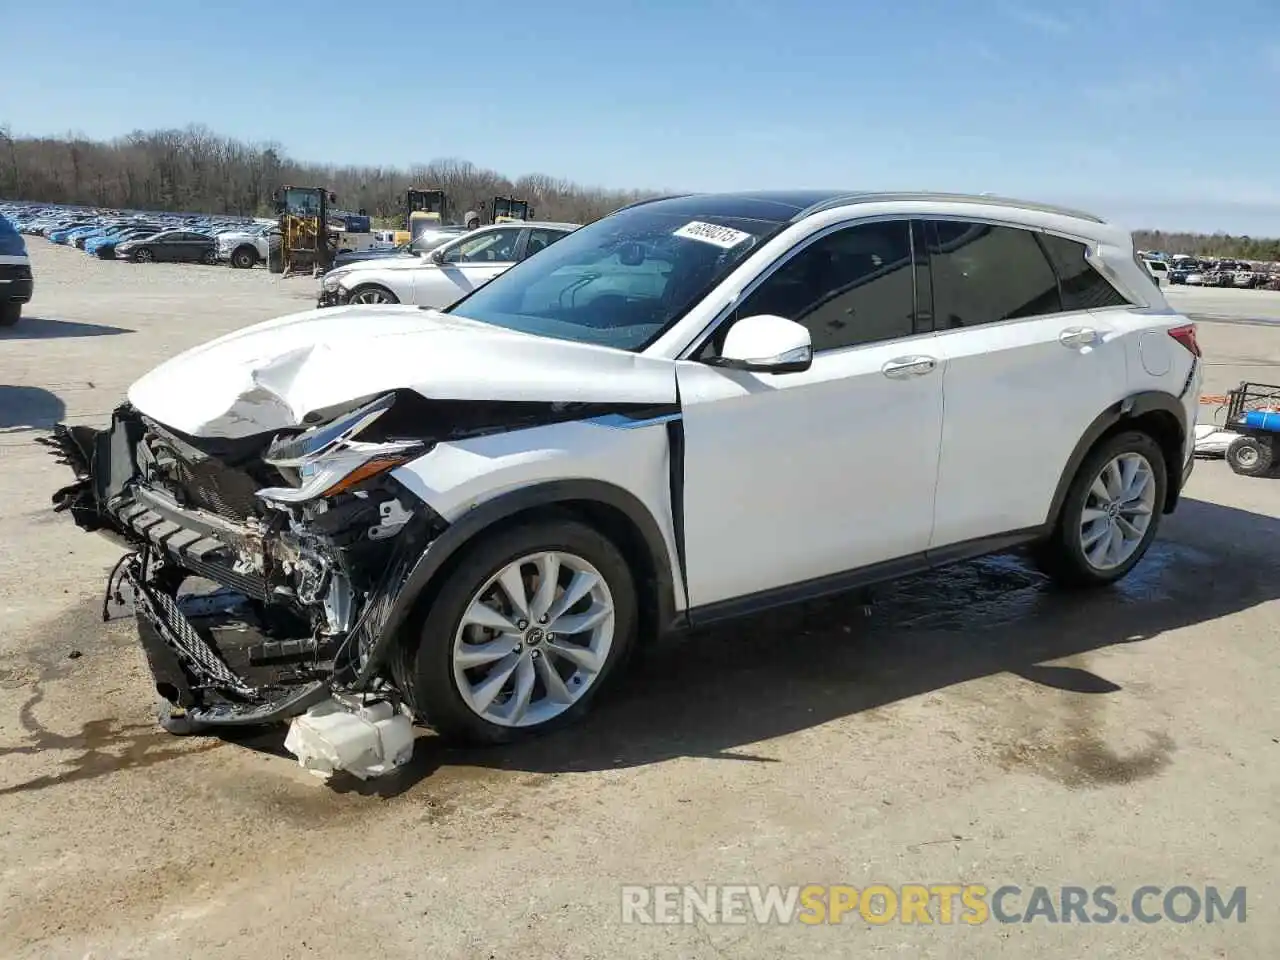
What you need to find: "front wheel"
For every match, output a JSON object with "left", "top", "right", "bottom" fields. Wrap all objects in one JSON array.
[
  {"left": 1225, "top": 435, "right": 1274, "bottom": 477},
  {"left": 1033, "top": 430, "right": 1168, "bottom": 588},
  {"left": 348, "top": 285, "right": 399, "bottom": 305},
  {"left": 132, "top": 248, "right": 153, "bottom": 263},
  {"left": 397, "top": 519, "right": 638, "bottom": 745},
  {"left": 0, "top": 302, "right": 19, "bottom": 327},
  {"left": 200, "top": 249, "right": 217, "bottom": 265},
  {"left": 230, "top": 247, "right": 257, "bottom": 269}
]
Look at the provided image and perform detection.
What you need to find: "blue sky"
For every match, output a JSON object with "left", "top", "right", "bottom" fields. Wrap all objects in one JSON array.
[{"left": 4, "top": 0, "right": 1279, "bottom": 233}]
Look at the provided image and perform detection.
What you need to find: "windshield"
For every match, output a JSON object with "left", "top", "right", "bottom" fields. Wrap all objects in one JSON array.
[{"left": 445, "top": 204, "right": 785, "bottom": 351}]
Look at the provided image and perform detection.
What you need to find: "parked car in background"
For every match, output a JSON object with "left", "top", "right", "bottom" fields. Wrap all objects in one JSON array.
[
  {"left": 1168, "top": 260, "right": 1200, "bottom": 284},
  {"left": 318, "top": 221, "right": 578, "bottom": 307},
  {"left": 116, "top": 230, "right": 218, "bottom": 264},
  {"left": 216, "top": 223, "right": 281, "bottom": 269},
  {"left": 1143, "top": 258, "right": 1169, "bottom": 285},
  {"left": 0, "top": 212, "right": 33, "bottom": 326},
  {"left": 326, "top": 225, "right": 471, "bottom": 273},
  {"left": 86, "top": 226, "right": 164, "bottom": 259}
]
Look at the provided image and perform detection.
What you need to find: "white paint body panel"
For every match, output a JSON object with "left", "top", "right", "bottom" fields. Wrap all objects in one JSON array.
[
  {"left": 393, "top": 419, "right": 687, "bottom": 610},
  {"left": 676, "top": 342, "right": 944, "bottom": 606},
  {"left": 127, "top": 306, "right": 677, "bottom": 438},
  {"left": 928, "top": 308, "right": 1130, "bottom": 547}
]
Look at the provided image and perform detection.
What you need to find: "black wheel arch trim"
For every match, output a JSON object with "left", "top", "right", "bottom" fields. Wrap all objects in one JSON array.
[
  {"left": 353, "top": 478, "right": 681, "bottom": 687},
  {"left": 1045, "top": 390, "right": 1188, "bottom": 527}
]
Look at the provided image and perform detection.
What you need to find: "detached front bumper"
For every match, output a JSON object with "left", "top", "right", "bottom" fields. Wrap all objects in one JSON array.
[{"left": 38, "top": 407, "right": 442, "bottom": 737}]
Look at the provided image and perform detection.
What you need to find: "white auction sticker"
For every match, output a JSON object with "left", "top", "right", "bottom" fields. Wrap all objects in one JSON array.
[{"left": 672, "top": 220, "right": 752, "bottom": 249}]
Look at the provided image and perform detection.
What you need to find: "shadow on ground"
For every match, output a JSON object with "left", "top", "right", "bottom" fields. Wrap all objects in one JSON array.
[
  {"left": 0, "top": 316, "right": 133, "bottom": 340},
  {"left": 336, "top": 494, "right": 1280, "bottom": 797},
  {"left": 0, "top": 385, "right": 66, "bottom": 431},
  {"left": 5, "top": 495, "right": 1277, "bottom": 799}
]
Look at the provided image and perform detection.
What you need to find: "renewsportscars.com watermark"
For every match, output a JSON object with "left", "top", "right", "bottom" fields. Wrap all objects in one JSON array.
[{"left": 621, "top": 884, "right": 1247, "bottom": 926}]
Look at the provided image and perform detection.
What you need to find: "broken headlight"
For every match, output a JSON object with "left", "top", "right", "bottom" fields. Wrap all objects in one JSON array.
[{"left": 257, "top": 393, "right": 426, "bottom": 503}]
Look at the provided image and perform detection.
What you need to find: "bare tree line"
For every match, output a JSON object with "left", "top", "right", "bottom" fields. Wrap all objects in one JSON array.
[
  {"left": 0, "top": 124, "right": 660, "bottom": 225},
  {"left": 1131, "top": 229, "right": 1280, "bottom": 263},
  {"left": 4, "top": 124, "right": 1279, "bottom": 258}
]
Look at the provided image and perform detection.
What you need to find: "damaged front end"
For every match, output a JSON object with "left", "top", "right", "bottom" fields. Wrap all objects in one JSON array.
[{"left": 38, "top": 392, "right": 441, "bottom": 779}]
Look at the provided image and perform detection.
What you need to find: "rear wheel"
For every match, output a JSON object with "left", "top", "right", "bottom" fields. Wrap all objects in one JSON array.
[
  {"left": 397, "top": 519, "right": 638, "bottom": 745},
  {"left": 0, "top": 303, "right": 19, "bottom": 327},
  {"left": 1033, "top": 430, "right": 1167, "bottom": 587},
  {"left": 200, "top": 249, "right": 217, "bottom": 265},
  {"left": 348, "top": 284, "right": 399, "bottom": 305},
  {"left": 1225, "top": 435, "right": 1274, "bottom": 477}
]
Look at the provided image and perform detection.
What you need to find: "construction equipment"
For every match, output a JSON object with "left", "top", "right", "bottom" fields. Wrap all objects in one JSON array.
[
  {"left": 406, "top": 189, "right": 448, "bottom": 241},
  {"left": 272, "top": 185, "right": 338, "bottom": 275},
  {"left": 489, "top": 196, "right": 531, "bottom": 223}
]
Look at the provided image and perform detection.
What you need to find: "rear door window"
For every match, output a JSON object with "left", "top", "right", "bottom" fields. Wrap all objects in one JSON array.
[{"left": 926, "top": 221, "right": 1061, "bottom": 328}]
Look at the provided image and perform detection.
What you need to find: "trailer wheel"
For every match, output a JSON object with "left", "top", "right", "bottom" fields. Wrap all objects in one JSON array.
[{"left": 1225, "top": 435, "right": 1274, "bottom": 477}]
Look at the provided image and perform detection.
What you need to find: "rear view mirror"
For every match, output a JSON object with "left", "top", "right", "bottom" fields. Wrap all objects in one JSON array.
[
  {"left": 707, "top": 314, "right": 813, "bottom": 374},
  {"left": 618, "top": 242, "right": 645, "bottom": 267}
]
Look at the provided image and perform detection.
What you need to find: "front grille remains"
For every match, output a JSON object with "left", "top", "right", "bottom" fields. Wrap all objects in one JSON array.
[{"left": 142, "top": 425, "right": 266, "bottom": 522}]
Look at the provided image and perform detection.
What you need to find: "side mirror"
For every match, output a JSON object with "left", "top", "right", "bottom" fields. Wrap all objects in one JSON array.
[
  {"left": 706, "top": 314, "right": 813, "bottom": 374},
  {"left": 430, "top": 248, "right": 446, "bottom": 264}
]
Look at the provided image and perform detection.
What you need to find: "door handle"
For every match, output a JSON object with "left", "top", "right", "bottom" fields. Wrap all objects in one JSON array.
[
  {"left": 882, "top": 356, "right": 937, "bottom": 379},
  {"left": 1059, "top": 326, "right": 1098, "bottom": 348}
]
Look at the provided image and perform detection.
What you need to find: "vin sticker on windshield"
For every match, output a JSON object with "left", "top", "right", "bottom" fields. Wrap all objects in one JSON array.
[{"left": 673, "top": 221, "right": 752, "bottom": 249}]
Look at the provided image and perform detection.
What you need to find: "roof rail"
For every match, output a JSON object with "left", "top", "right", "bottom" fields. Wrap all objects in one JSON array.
[{"left": 794, "top": 191, "right": 1106, "bottom": 224}]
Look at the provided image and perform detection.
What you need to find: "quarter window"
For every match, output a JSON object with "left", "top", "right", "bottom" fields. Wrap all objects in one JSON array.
[
  {"left": 522, "top": 228, "right": 568, "bottom": 260},
  {"left": 1039, "top": 233, "right": 1134, "bottom": 310},
  {"left": 731, "top": 219, "right": 917, "bottom": 352},
  {"left": 927, "top": 221, "right": 1060, "bottom": 329}
]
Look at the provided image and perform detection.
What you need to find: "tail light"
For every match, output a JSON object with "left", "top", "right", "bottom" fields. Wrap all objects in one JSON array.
[{"left": 1168, "top": 323, "right": 1200, "bottom": 357}]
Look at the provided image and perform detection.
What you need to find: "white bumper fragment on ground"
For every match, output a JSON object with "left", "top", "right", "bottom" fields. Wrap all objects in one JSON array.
[
  {"left": 1193, "top": 423, "right": 1235, "bottom": 457},
  {"left": 283, "top": 696, "right": 416, "bottom": 780}
]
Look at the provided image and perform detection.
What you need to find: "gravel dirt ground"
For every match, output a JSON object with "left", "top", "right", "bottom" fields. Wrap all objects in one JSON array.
[{"left": 2, "top": 244, "right": 1278, "bottom": 959}]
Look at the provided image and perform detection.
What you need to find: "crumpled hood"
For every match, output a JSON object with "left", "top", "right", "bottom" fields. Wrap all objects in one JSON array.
[{"left": 127, "top": 305, "right": 676, "bottom": 439}]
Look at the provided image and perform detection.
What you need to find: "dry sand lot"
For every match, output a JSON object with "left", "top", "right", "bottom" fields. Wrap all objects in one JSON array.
[{"left": 1, "top": 244, "right": 1278, "bottom": 959}]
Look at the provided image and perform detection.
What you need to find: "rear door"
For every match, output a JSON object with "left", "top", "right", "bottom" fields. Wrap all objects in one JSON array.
[{"left": 924, "top": 219, "right": 1131, "bottom": 548}]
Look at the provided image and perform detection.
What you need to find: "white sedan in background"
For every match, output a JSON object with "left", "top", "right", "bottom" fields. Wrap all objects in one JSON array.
[{"left": 318, "top": 221, "right": 580, "bottom": 309}]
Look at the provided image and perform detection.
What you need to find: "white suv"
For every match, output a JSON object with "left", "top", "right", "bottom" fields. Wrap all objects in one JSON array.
[
  {"left": 43, "top": 191, "right": 1202, "bottom": 776},
  {"left": 317, "top": 221, "right": 579, "bottom": 309}
]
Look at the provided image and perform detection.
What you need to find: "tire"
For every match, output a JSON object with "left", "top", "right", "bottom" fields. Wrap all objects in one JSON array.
[
  {"left": 1225, "top": 435, "right": 1274, "bottom": 477},
  {"left": 1032, "top": 430, "right": 1168, "bottom": 588},
  {"left": 347, "top": 284, "right": 399, "bottom": 305},
  {"left": 132, "top": 248, "right": 153, "bottom": 263},
  {"left": 230, "top": 246, "right": 257, "bottom": 269},
  {"left": 267, "top": 237, "right": 284, "bottom": 274},
  {"left": 200, "top": 249, "right": 217, "bottom": 265},
  {"left": 0, "top": 302, "right": 19, "bottom": 327},
  {"left": 396, "top": 518, "right": 638, "bottom": 745}
]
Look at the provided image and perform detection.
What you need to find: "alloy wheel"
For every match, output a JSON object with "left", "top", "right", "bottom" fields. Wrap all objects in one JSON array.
[
  {"left": 1078, "top": 452, "right": 1157, "bottom": 570},
  {"left": 452, "top": 551, "right": 615, "bottom": 728},
  {"left": 351, "top": 287, "right": 393, "bottom": 304}
]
